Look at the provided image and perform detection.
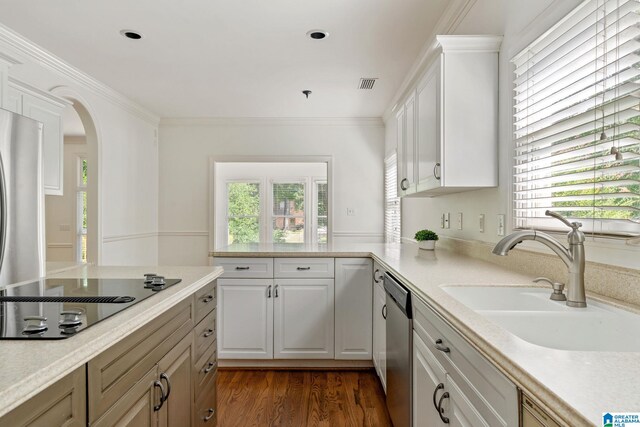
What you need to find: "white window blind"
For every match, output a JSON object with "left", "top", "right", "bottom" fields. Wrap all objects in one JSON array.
[
  {"left": 513, "top": 0, "right": 640, "bottom": 237},
  {"left": 385, "top": 153, "right": 401, "bottom": 243}
]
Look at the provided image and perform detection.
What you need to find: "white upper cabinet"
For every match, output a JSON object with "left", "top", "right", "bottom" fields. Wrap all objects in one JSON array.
[
  {"left": 6, "top": 80, "right": 68, "bottom": 195},
  {"left": 397, "top": 35, "right": 502, "bottom": 197}
]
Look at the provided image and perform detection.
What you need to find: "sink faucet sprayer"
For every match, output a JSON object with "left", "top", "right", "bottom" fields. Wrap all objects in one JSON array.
[{"left": 492, "top": 210, "right": 586, "bottom": 308}]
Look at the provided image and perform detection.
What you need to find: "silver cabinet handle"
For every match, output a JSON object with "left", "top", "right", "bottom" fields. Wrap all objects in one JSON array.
[
  {"left": 153, "top": 380, "right": 166, "bottom": 411},
  {"left": 437, "top": 391, "right": 450, "bottom": 424},
  {"left": 202, "top": 295, "right": 214, "bottom": 303},
  {"left": 400, "top": 178, "right": 409, "bottom": 190},
  {"left": 274, "top": 285, "right": 279, "bottom": 298},
  {"left": 204, "top": 408, "right": 215, "bottom": 421},
  {"left": 432, "top": 383, "right": 444, "bottom": 411},
  {"left": 204, "top": 329, "right": 215, "bottom": 338},
  {"left": 296, "top": 266, "right": 311, "bottom": 271},
  {"left": 235, "top": 266, "right": 250, "bottom": 270},
  {"left": 267, "top": 285, "right": 272, "bottom": 298},
  {"left": 204, "top": 361, "right": 216, "bottom": 374},
  {"left": 434, "top": 162, "right": 441, "bottom": 180},
  {"left": 382, "top": 304, "right": 387, "bottom": 320},
  {"left": 435, "top": 338, "right": 450, "bottom": 353},
  {"left": 373, "top": 269, "right": 381, "bottom": 283}
]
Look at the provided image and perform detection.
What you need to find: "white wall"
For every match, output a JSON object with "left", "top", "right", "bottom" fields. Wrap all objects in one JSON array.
[
  {"left": 0, "top": 26, "right": 160, "bottom": 266},
  {"left": 158, "top": 119, "right": 384, "bottom": 266},
  {"left": 387, "top": 0, "right": 640, "bottom": 270},
  {"left": 45, "top": 137, "right": 86, "bottom": 262}
]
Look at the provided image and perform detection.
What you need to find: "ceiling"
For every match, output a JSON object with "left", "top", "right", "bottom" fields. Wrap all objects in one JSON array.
[{"left": 0, "top": 0, "right": 450, "bottom": 118}]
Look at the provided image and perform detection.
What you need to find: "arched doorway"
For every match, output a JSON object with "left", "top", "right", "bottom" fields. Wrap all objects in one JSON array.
[{"left": 48, "top": 87, "right": 101, "bottom": 265}]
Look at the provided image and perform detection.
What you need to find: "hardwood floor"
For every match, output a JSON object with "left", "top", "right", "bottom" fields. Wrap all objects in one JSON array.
[{"left": 217, "top": 369, "right": 393, "bottom": 427}]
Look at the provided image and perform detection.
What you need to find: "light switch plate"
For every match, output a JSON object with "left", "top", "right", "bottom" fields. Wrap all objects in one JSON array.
[
  {"left": 498, "top": 214, "right": 506, "bottom": 236},
  {"left": 444, "top": 213, "right": 450, "bottom": 229},
  {"left": 479, "top": 214, "right": 485, "bottom": 233},
  {"left": 441, "top": 213, "right": 445, "bottom": 229},
  {"left": 457, "top": 213, "right": 463, "bottom": 230}
]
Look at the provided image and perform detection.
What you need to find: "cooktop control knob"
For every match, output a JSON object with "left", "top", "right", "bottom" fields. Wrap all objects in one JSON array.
[
  {"left": 59, "top": 310, "right": 83, "bottom": 327},
  {"left": 22, "top": 316, "right": 48, "bottom": 335},
  {"left": 144, "top": 273, "right": 157, "bottom": 284},
  {"left": 151, "top": 276, "right": 165, "bottom": 286}
]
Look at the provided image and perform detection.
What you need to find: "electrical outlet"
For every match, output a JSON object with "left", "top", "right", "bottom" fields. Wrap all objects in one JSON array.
[
  {"left": 498, "top": 214, "right": 506, "bottom": 236},
  {"left": 457, "top": 212, "right": 463, "bottom": 230},
  {"left": 444, "top": 213, "right": 450, "bottom": 229},
  {"left": 479, "top": 214, "right": 485, "bottom": 233},
  {"left": 347, "top": 208, "right": 355, "bottom": 216}
]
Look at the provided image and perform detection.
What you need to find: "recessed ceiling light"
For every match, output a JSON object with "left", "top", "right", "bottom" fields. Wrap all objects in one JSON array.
[
  {"left": 307, "top": 30, "right": 329, "bottom": 40},
  {"left": 120, "top": 30, "right": 142, "bottom": 40}
]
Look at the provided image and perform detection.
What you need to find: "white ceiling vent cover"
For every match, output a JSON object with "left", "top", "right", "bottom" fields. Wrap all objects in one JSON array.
[{"left": 358, "top": 78, "right": 378, "bottom": 89}]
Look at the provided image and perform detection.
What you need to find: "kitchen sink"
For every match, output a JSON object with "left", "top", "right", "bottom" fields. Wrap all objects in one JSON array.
[{"left": 441, "top": 286, "right": 640, "bottom": 352}]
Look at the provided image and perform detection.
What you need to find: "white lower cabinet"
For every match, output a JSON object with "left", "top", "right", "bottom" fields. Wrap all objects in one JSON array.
[
  {"left": 273, "top": 279, "right": 334, "bottom": 359},
  {"left": 412, "top": 296, "right": 518, "bottom": 426},
  {"left": 372, "top": 263, "right": 386, "bottom": 390},
  {"left": 334, "top": 258, "right": 372, "bottom": 359},
  {"left": 413, "top": 331, "right": 447, "bottom": 427},
  {"left": 217, "top": 279, "right": 274, "bottom": 359}
]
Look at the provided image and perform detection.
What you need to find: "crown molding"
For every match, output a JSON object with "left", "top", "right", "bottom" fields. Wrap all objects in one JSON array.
[
  {"left": 382, "top": 0, "right": 478, "bottom": 123},
  {"left": 0, "top": 23, "right": 160, "bottom": 125},
  {"left": 436, "top": 35, "right": 503, "bottom": 53},
  {"left": 8, "top": 76, "right": 72, "bottom": 108},
  {"left": 160, "top": 117, "right": 384, "bottom": 128},
  {"left": 0, "top": 51, "right": 21, "bottom": 66}
]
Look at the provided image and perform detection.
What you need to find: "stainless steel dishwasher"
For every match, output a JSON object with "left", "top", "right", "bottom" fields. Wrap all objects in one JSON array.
[{"left": 384, "top": 272, "right": 412, "bottom": 427}]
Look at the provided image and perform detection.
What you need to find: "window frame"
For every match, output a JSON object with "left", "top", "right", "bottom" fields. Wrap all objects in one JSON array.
[
  {"left": 312, "top": 178, "right": 329, "bottom": 244},
  {"left": 76, "top": 155, "right": 87, "bottom": 263}
]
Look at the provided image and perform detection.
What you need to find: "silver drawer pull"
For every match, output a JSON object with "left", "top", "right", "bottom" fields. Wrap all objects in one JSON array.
[
  {"left": 437, "top": 392, "right": 450, "bottom": 423},
  {"left": 202, "top": 295, "right": 214, "bottom": 303},
  {"left": 204, "top": 408, "right": 215, "bottom": 421},
  {"left": 204, "top": 329, "right": 215, "bottom": 338},
  {"left": 296, "top": 266, "right": 311, "bottom": 271},
  {"left": 204, "top": 361, "right": 216, "bottom": 373},
  {"left": 235, "top": 266, "right": 250, "bottom": 270},
  {"left": 435, "top": 339, "right": 450, "bottom": 353}
]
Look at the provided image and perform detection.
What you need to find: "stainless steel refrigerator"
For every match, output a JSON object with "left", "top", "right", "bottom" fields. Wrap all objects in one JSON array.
[{"left": 0, "top": 108, "right": 45, "bottom": 288}]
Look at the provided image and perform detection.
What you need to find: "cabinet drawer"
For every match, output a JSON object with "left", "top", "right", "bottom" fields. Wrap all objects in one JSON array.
[
  {"left": 195, "top": 309, "right": 217, "bottom": 361},
  {"left": 214, "top": 257, "right": 273, "bottom": 278},
  {"left": 195, "top": 341, "right": 218, "bottom": 397},
  {"left": 413, "top": 296, "right": 517, "bottom": 427},
  {"left": 87, "top": 298, "right": 194, "bottom": 423},
  {"left": 195, "top": 280, "right": 217, "bottom": 324},
  {"left": 274, "top": 258, "right": 334, "bottom": 278},
  {"left": 195, "top": 373, "right": 217, "bottom": 427}
]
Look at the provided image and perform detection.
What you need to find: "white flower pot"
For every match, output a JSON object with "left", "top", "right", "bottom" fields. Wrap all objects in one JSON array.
[{"left": 418, "top": 240, "right": 436, "bottom": 250}]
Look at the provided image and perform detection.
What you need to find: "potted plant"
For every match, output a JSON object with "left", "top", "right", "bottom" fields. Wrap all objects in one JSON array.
[{"left": 415, "top": 229, "right": 439, "bottom": 250}]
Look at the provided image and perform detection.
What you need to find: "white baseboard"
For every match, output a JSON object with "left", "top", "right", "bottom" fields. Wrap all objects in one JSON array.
[{"left": 219, "top": 359, "right": 374, "bottom": 369}]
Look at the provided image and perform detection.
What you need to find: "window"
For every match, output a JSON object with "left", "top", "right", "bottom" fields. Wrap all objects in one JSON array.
[
  {"left": 513, "top": 0, "right": 640, "bottom": 237},
  {"left": 385, "top": 152, "right": 401, "bottom": 243},
  {"left": 76, "top": 157, "right": 87, "bottom": 263},
  {"left": 272, "top": 182, "right": 306, "bottom": 243},
  {"left": 226, "top": 182, "right": 261, "bottom": 245},
  {"left": 314, "top": 180, "right": 328, "bottom": 243}
]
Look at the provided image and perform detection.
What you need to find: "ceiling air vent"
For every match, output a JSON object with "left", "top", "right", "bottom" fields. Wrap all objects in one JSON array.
[{"left": 358, "top": 78, "right": 378, "bottom": 90}]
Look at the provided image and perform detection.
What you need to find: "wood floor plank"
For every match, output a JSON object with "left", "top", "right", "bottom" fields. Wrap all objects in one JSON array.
[{"left": 217, "top": 369, "right": 392, "bottom": 427}]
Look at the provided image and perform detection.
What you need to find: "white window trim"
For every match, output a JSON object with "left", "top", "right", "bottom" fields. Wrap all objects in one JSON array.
[{"left": 312, "top": 178, "right": 328, "bottom": 244}]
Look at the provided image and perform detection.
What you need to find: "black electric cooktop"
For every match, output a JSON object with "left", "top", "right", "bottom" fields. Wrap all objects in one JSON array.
[{"left": 0, "top": 275, "right": 181, "bottom": 339}]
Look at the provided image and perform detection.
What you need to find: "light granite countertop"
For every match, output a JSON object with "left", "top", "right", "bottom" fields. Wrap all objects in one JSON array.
[
  {"left": 0, "top": 265, "right": 222, "bottom": 418},
  {"left": 213, "top": 242, "right": 640, "bottom": 426}
]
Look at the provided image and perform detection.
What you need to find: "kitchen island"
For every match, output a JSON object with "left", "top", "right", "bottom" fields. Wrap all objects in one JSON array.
[
  {"left": 0, "top": 264, "right": 222, "bottom": 425},
  {"left": 213, "top": 242, "right": 640, "bottom": 427}
]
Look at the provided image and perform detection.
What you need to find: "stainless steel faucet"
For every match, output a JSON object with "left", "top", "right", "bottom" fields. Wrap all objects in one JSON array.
[{"left": 492, "top": 210, "right": 587, "bottom": 308}]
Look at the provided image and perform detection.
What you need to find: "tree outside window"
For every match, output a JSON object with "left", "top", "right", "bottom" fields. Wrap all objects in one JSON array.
[{"left": 227, "top": 182, "right": 260, "bottom": 244}]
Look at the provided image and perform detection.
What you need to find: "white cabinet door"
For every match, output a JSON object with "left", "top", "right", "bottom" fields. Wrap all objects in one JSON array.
[
  {"left": 21, "top": 93, "right": 64, "bottom": 195},
  {"left": 447, "top": 374, "right": 490, "bottom": 427},
  {"left": 273, "top": 279, "right": 334, "bottom": 359},
  {"left": 217, "top": 279, "right": 274, "bottom": 359},
  {"left": 373, "top": 281, "right": 387, "bottom": 391},
  {"left": 413, "top": 331, "right": 447, "bottom": 427},
  {"left": 334, "top": 258, "right": 372, "bottom": 360},
  {"left": 416, "top": 55, "right": 441, "bottom": 192}
]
